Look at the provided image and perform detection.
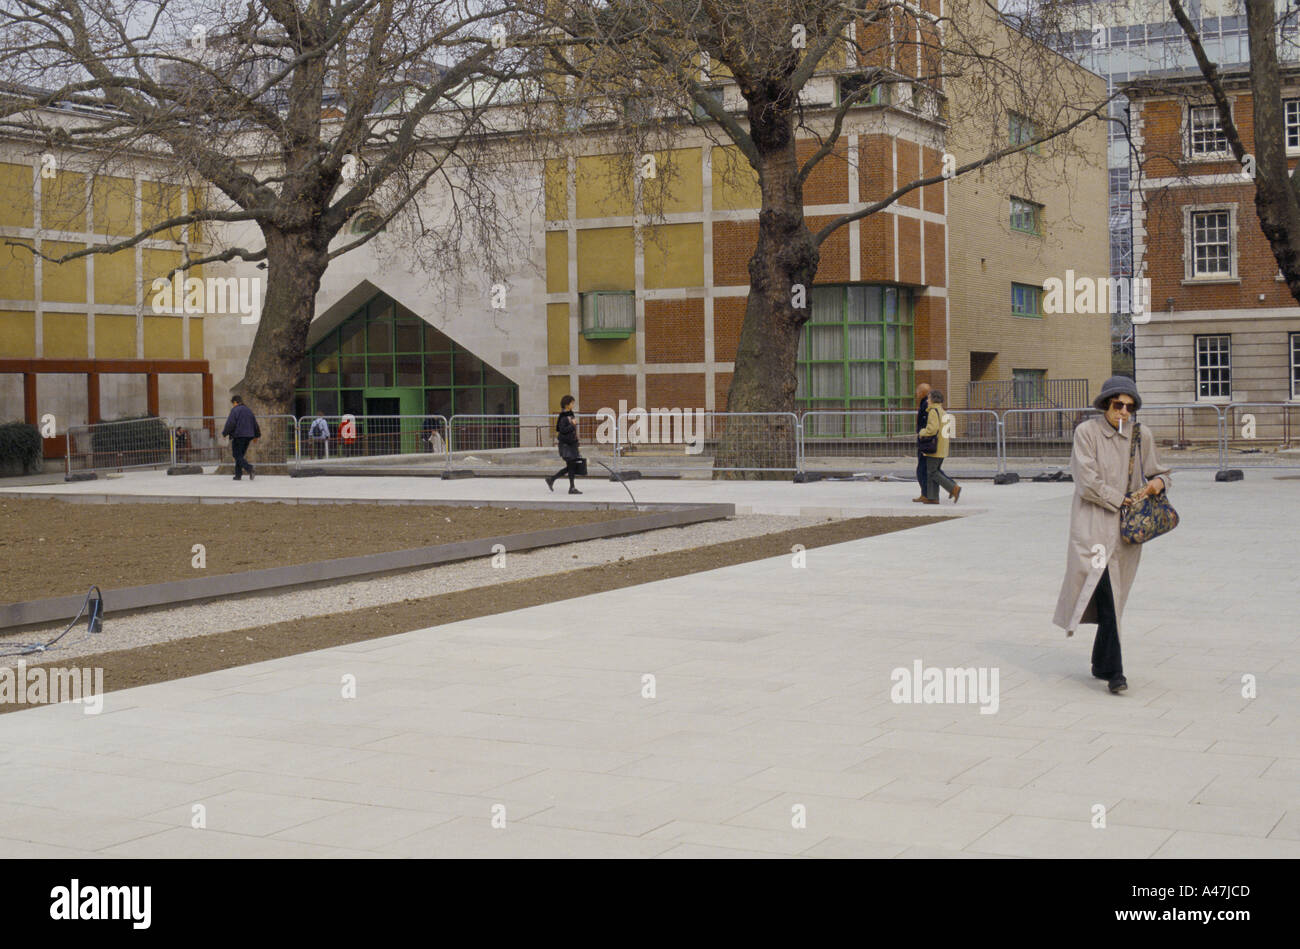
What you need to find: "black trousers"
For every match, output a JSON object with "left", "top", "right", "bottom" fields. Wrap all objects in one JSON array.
[
  {"left": 552, "top": 457, "right": 580, "bottom": 488},
  {"left": 1090, "top": 566, "right": 1123, "bottom": 677},
  {"left": 231, "top": 436, "right": 255, "bottom": 477},
  {"left": 916, "top": 449, "right": 927, "bottom": 493}
]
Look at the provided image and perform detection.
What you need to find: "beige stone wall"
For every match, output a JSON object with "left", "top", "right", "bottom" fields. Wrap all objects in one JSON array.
[{"left": 1135, "top": 312, "right": 1300, "bottom": 405}]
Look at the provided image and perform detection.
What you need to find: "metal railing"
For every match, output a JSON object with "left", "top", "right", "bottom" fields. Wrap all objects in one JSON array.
[
  {"left": 65, "top": 416, "right": 173, "bottom": 475},
  {"left": 292, "top": 415, "right": 450, "bottom": 468},
  {"left": 172, "top": 415, "right": 298, "bottom": 467},
  {"left": 800, "top": 409, "right": 1001, "bottom": 474},
  {"left": 63, "top": 402, "right": 1300, "bottom": 479},
  {"left": 999, "top": 404, "right": 1226, "bottom": 472},
  {"left": 968, "top": 378, "right": 1090, "bottom": 413},
  {"left": 1222, "top": 402, "right": 1300, "bottom": 470}
]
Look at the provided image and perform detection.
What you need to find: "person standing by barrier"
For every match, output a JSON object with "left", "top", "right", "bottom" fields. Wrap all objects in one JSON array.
[
  {"left": 545, "top": 394, "right": 584, "bottom": 495},
  {"left": 913, "top": 382, "right": 931, "bottom": 502},
  {"left": 918, "top": 389, "right": 961, "bottom": 504},
  {"left": 222, "top": 394, "right": 260, "bottom": 481},
  {"left": 308, "top": 411, "right": 331, "bottom": 459},
  {"left": 1054, "top": 376, "right": 1171, "bottom": 695}
]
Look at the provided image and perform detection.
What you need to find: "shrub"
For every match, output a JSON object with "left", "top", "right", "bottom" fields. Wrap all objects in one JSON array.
[{"left": 0, "top": 422, "right": 43, "bottom": 475}]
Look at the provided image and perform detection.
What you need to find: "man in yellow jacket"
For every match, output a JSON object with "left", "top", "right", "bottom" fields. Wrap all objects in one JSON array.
[{"left": 917, "top": 390, "right": 961, "bottom": 504}]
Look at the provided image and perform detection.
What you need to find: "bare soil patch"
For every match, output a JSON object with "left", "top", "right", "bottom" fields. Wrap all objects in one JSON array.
[
  {"left": 2, "top": 514, "right": 945, "bottom": 709},
  {"left": 0, "top": 497, "right": 632, "bottom": 604}
]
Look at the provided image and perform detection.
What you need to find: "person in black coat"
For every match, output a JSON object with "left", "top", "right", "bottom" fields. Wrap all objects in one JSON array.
[
  {"left": 545, "top": 394, "right": 583, "bottom": 495},
  {"left": 222, "top": 394, "right": 261, "bottom": 481},
  {"left": 913, "top": 382, "right": 931, "bottom": 502}
]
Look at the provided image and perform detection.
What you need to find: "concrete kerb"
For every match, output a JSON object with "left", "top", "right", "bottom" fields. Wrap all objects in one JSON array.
[{"left": 0, "top": 500, "right": 735, "bottom": 631}]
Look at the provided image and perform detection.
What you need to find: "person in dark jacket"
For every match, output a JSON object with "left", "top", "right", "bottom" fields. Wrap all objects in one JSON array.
[
  {"left": 545, "top": 394, "right": 583, "bottom": 495},
  {"left": 913, "top": 382, "right": 931, "bottom": 502},
  {"left": 222, "top": 394, "right": 261, "bottom": 481}
]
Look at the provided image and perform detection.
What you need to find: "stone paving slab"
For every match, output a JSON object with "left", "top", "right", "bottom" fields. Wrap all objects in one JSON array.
[{"left": 0, "top": 469, "right": 1295, "bottom": 857}]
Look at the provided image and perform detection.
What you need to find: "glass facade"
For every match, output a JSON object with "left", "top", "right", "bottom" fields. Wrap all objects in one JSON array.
[
  {"left": 293, "top": 293, "right": 518, "bottom": 421},
  {"left": 797, "top": 284, "right": 914, "bottom": 434}
]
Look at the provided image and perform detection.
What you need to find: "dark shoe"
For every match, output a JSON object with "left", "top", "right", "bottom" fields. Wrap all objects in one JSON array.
[
  {"left": 545, "top": 475, "right": 555, "bottom": 492},
  {"left": 1108, "top": 675, "right": 1128, "bottom": 694},
  {"left": 568, "top": 487, "right": 582, "bottom": 495},
  {"left": 920, "top": 497, "right": 939, "bottom": 505},
  {"left": 912, "top": 495, "right": 926, "bottom": 503},
  {"left": 950, "top": 484, "right": 961, "bottom": 503},
  {"left": 248, "top": 467, "right": 255, "bottom": 481},
  {"left": 233, "top": 476, "right": 241, "bottom": 481}
]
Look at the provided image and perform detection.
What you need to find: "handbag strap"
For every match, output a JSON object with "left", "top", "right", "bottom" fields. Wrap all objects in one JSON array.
[{"left": 1125, "top": 420, "right": 1139, "bottom": 493}]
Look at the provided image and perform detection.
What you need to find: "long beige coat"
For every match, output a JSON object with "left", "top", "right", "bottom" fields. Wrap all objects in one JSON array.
[{"left": 1053, "top": 416, "right": 1172, "bottom": 633}]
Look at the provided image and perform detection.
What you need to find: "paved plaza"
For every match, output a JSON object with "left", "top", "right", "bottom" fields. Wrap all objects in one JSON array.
[{"left": 0, "top": 470, "right": 1296, "bottom": 857}]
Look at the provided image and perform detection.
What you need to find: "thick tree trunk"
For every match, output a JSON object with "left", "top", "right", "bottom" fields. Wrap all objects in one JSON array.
[
  {"left": 715, "top": 92, "right": 820, "bottom": 480},
  {"left": 235, "top": 228, "right": 329, "bottom": 468}
]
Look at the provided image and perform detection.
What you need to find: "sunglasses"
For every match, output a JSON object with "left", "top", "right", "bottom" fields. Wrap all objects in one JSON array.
[{"left": 1108, "top": 400, "right": 1135, "bottom": 412}]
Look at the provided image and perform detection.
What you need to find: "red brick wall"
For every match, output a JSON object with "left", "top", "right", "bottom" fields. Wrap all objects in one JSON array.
[
  {"left": 714, "top": 372, "right": 732, "bottom": 411},
  {"left": 713, "top": 297, "right": 746, "bottom": 363},
  {"left": 898, "top": 216, "right": 922, "bottom": 284},
  {"left": 578, "top": 373, "right": 635, "bottom": 412},
  {"left": 645, "top": 372, "right": 706, "bottom": 409},
  {"left": 798, "top": 140, "right": 850, "bottom": 206},
  {"left": 897, "top": 139, "right": 921, "bottom": 208},
  {"left": 645, "top": 298, "right": 705, "bottom": 363},
  {"left": 921, "top": 146, "right": 945, "bottom": 214},
  {"left": 712, "top": 220, "right": 758, "bottom": 287},
  {"left": 924, "top": 220, "right": 946, "bottom": 288},
  {"left": 861, "top": 213, "right": 895, "bottom": 282},
  {"left": 914, "top": 294, "right": 946, "bottom": 363},
  {"left": 807, "top": 214, "right": 850, "bottom": 283},
  {"left": 860, "top": 134, "right": 895, "bottom": 203}
]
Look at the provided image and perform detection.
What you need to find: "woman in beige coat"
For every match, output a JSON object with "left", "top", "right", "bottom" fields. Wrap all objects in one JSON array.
[{"left": 1053, "top": 376, "right": 1171, "bottom": 694}]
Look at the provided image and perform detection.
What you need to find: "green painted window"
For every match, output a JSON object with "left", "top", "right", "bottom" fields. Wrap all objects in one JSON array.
[
  {"left": 1010, "top": 196, "right": 1042, "bottom": 234},
  {"left": 797, "top": 284, "right": 915, "bottom": 436},
  {"left": 1009, "top": 112, "right": 1038, "bottom": 152},
  {"left": 293, "top": 292, "right": 518, "bottom": 421},
  {"left": 580, "top": 291, "right": 635, "bottom": 339},
  {"left": 1011, "top": 282, "right": 1042, "bottom": 318}
]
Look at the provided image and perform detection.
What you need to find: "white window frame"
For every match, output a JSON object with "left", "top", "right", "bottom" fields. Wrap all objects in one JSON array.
[
  {"left": 1286, "top": 98, "right": 1300, "bottom": 154},
  {"left": 1183, "top": 204, "right": 1238, "bottom": 282},
  {"left": 1194, "top": 333, "right": 1232, "bottom": 403},
  {"left": 1186, "top": 103, "right": 1231, "bottom": 159},
  {"left": 1291, "top": 332, "right": 1300, "bottom": 401},
  {"left": 1010, "top": 196, "right": 1042, "bottom": 235}
]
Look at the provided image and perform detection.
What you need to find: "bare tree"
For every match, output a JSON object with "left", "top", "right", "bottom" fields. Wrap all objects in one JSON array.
[
  {"left": 1167, "top": 0, "right": 1300, "bottom": 303},
  {"left": 526, "top": 0, "right": 1113, "bottom": 475},
  {"left": 0, "top": 0, "right": 534, "bottom": 425}
]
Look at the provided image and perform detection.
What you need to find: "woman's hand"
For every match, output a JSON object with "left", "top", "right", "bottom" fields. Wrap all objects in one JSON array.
[{"left": 1123, "top": 477, "right": 1165, "bottom": 506}]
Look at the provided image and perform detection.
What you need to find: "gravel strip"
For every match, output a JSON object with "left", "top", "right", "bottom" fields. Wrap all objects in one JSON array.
[{"left": 1, "top": 514, "right": 838, "bottom": 666}]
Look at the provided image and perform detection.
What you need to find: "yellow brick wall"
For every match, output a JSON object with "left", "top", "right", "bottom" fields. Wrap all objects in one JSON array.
[
  {"left": 0, "top": 311, "right": 35, "bottom": 357},
  {"left": 94, "top": 314, "right": 137, "bottom": 359},
  {"left": 142, "top": 315, "right": 183, "bottom": 358},
  {"left": 544, "top": 159, "right": 568, "bottom": 220},
  {"left": 190, "top": 316, "right": 204, "bottom": 358},
  {"left": 545, "top": 231, "right": 568, "bottom": 294},
  {"left": 40, "top": 171, "right": 86, "bottom": 232},
  {"left": 576, "top": 227, "right": 634, "bottom": 291},
  {"left": 0, "top": 242, "right": 34, "bottom": 299},
  {"left": 643, "top": 148, "right": 702, "bottom": 214},
  {"left": 92, "top": 175, "right": 136, "bottom": 237},
  {"left": 547, "top": 375, "right": 571, "bottom": 412},
  {"left": 578, "top": 332, "right": 636, "bottom": 365},
  {"left": 0, "top": 162, "right": 33, "bottom": 227},
  {"left": 576, "top": 155, "right": 633, "bottom": 219},
  {"left": 41, "top": 241, "right": 86, "bottom": 304},
  {"left": 43, "top": 312, "right": 88, "bottom": 358},
  {"left": 712, "top": 145, "right": 760, "bottom": 210},
  {"left": 546, "top": 303, "right": 570, "bottom": 365},
  {"left": 643, "top": 223, "right": 704, "bottom": 289},
  {"left": 94, "top": 251, "right": 136, "bottom": 307}
]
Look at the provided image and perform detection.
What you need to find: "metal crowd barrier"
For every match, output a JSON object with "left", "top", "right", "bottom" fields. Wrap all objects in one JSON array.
[
  {"left": 171, "top": 415, "right": 297, "bottom": 468},
  {"left": 65, "top": 416, "right": 174, "bottom": 475},
  {"left": 1221, "top": 402, "right": 1300, "bottom": 470},
  {"left": 800, "top": 408, "right": 1001, "bottom": 475},
  {"left": 293, "top": 415, "right": 450, "bottom": 469}
]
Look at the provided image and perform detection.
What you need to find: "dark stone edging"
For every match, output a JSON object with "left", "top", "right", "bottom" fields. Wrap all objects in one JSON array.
[{"left": 0, "top": 502, "right": 733, "bottom": 631}]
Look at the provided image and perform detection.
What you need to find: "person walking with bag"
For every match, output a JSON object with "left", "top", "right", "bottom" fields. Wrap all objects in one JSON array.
[
  {"left": 222, "top": 394, "right": 260, "bottom": 481},
  {"left": 1054, "top": 376, "right": 1174, "bottom": 694},
  {"left": 913, "top": 382, "right": 931, "bottom": 503},
  {"left": 545, "top": 394, "right": 584, "bottom": 495},
  {"left": 917, "top": 389, "right": 961, "bottom": 504}
]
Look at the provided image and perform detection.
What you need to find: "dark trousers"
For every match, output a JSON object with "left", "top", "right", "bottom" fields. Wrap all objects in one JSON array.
[
  {"left": 924, "top": 455, "right": 956, "bottom": 500},
  {"left": 916, "top": 449, "right": 927, "bottom": 494},
  {"left": 552, "top": 458, "right": 580, "bottom": 488},
  {"left": 311, "top": 438, "right": 328, "bottom": 459},
  {"left": 231, "top": 436, "right": 254, "bottom": 477},
  {"left": 1090, "top": 567, "right": 1123, "bottom": 677}
]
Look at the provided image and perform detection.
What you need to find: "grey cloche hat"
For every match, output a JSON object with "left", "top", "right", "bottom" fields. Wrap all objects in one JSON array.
[{"left": 1094, "top": 375, "right": 1142, "bottom": 412}]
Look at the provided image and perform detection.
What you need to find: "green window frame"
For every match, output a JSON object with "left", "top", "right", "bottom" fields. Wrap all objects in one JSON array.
[
  {"left": 1010, "top": 196, "right": 1042, "bottom": 235},
  {"left": 1011, "top": 282, "right": 1042, "bottom": 318},
  {"left": 796, "top": 284, "right": 915, "bottom": 436},
  {"left": 1009, "top": 112, "right": 1038, "bottom": 152},
  {"left": 580, "top": 290, "right": 635, "bottom": 339},
  {"left": 294, "top": 292, "right": 518, "bottom": 422}
]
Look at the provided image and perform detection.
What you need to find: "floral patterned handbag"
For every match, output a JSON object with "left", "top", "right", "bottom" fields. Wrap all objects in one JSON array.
[{"left": 1119, "top": 422, "right": 1179, "bottom": 544}]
